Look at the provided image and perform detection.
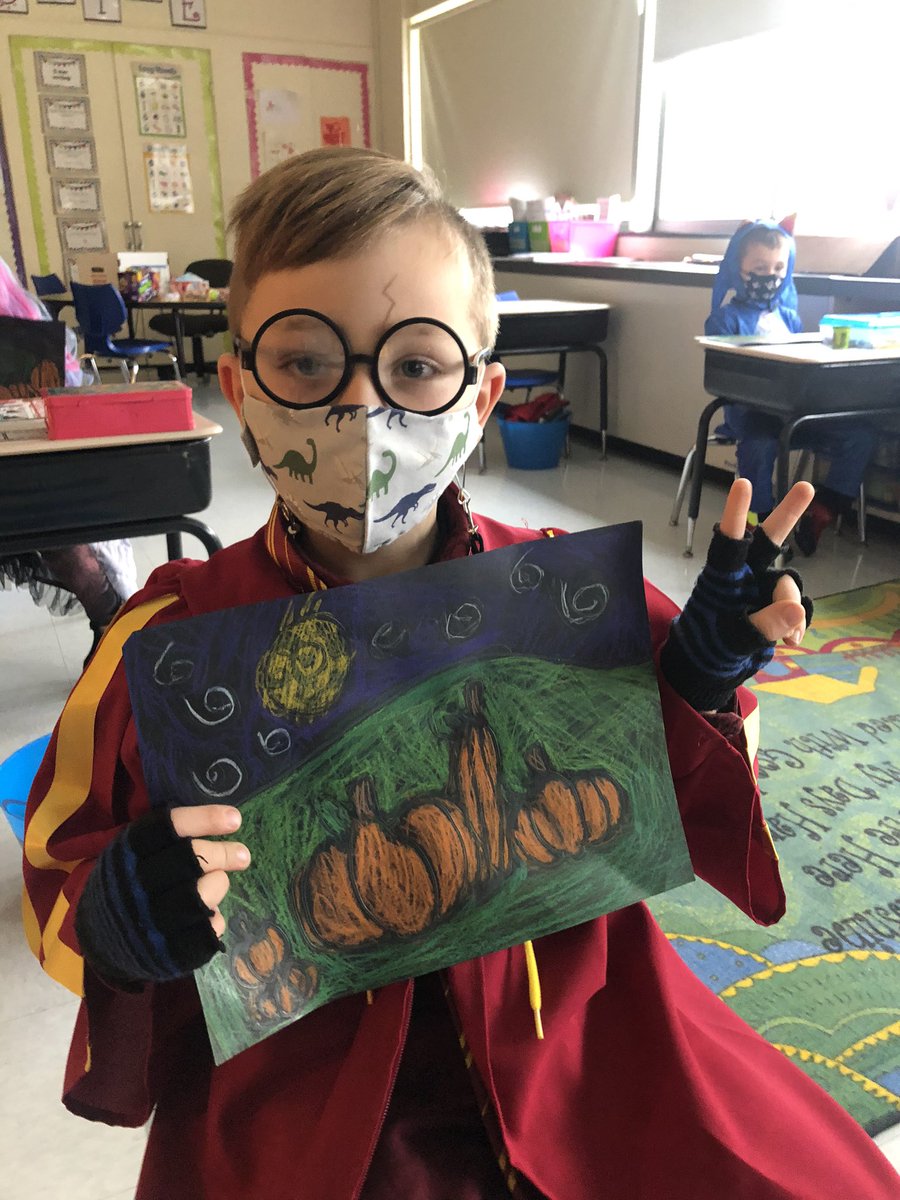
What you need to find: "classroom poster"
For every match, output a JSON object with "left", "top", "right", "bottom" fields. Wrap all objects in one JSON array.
[
  {"left": 134, "top": 66, "right": 186, "bottom": 138},
  {"left": 124, "top": 522, "right": 694, "bottom": 1063},
  {"left": 320, "top": 116, "right": 351, "bottom": 147},
  {"left": 58, "top": 217, "right": 106, "bottom": 251},
  {"left": 46, "top": 137, "right": 95, "bottom": 173},
  {"left": 53, "top": 177, "right": 101, "bottom": 213},
  {"left": 257, "top": 88, "right": 302, "bottom": 172},
  {"left": 41, "top": 95, "right": 91, "bottom": 133},
  {"left": 35, "top": 52, "right": 85, "bottom": 90},
  {"left": 143, "top": 142, "right": 194, "bottom": 212}
]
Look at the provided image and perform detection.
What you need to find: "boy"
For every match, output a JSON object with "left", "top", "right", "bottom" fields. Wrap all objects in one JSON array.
[
  {"left": 23, "top": 150, "right": 898, "bottom": 1198},
  {"left": 706, "top": 219, "right": 877, "bottom": 554}
]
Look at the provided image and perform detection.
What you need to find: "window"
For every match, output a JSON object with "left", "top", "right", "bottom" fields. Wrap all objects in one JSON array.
[{"left": 651, "top": 8, "right": 900, "bottom": 236}]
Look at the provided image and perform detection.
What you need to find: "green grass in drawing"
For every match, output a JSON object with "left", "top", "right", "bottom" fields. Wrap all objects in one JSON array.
[{"left": 198, "top": 654, "right": 692, "bottom": 1063}]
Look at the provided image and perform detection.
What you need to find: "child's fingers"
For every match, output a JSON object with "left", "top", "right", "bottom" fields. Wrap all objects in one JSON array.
[
  {"left": 197, "top": 869, "right": 230, "bottom": 912},
  {"left": 760, "top": 481, "right": 814, "bottom": 547},
  {"left": 171, "top": 804, "right": 241, "bottom": 840},
  {"left": 190, "top": 837, "right": 250, "bottom": 874},
  {"left": 748, "top": 599, "right": 807, "bottom": 645},
  {"left": 718, "top": 478, "right": 753, "bottom": 539}
]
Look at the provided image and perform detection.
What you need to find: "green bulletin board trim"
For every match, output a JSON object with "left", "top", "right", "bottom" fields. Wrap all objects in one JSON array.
[{"left": 10, "top": 36, "right": 225, "bottom": 274}]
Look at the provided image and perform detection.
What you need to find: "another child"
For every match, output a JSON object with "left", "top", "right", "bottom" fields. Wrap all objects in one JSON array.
[
  {"left": 23, "top": 151, "right": 898, "bottom": 1198},
  {"left": 705, "top": 219, "right": 877, "bottom": 553}
]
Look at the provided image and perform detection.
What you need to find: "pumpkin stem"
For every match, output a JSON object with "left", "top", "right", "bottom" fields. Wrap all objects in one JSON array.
[
  {"left": 524, "top": 743, "right": 552, "bottom": 774},
  {"left": 463, "top": 679, "right": 485, "bottom": 718},
  {"left": 350, "top": 775, "right": 379, "bottom": 821}
]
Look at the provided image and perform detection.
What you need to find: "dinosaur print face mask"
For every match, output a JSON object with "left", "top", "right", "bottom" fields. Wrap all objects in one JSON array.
[{"left": 241, "top": 392, "right": 484, "bottom": 554}]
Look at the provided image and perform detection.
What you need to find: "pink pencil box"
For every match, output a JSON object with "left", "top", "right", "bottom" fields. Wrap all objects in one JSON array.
[{"left": 43, "top": 382, "right": 194, "bottom": 440}]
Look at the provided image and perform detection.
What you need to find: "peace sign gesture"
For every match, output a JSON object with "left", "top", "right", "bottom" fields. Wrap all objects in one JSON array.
[
  {"left": 660, "top": 478, "right": 815, "bottom": 712},
  {"left": 720, "top": 478, "right": 813, "bottom": 648}
]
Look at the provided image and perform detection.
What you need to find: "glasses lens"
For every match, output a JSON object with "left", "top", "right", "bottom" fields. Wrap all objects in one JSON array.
[
  {"left": 377, "top": 322, "right": 467, "bottom": 412},
  {"left": 253, "top": 313, "right": 346, "bottom": 407}
]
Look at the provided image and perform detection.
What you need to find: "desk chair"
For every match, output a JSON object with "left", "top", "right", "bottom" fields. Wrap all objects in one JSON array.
[
  {"left": 31, "top": 273, "right": 68, "bottom": 318},
  {"left": 148, "top": 258, "right": 232, "bottom": 380},
  {"left": 478, "top": 291, "right": 567, "bottom": 472},
  {"left": 72, "top": 282, "right": 180, "bottom": 384},
  {"left": 671, "top": 428, "right": 867, "bottom": 549},
  {"left": 670, "top": 423, "right": 738, "bottom": 528}
]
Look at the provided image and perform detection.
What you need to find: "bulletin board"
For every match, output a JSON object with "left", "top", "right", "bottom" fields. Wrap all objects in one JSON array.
[{"left": 242, "top": 52, "right": 371, "bottom": 180}]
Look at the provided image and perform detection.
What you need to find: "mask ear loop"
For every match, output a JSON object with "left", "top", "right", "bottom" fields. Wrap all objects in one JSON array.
[{"left": 455, "top": 484, "right": 484, "bottom": 554}]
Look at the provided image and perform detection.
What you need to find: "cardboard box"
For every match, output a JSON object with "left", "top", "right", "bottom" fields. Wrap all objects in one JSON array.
[
  {"left": 66, "top": 252, "right": 119, "bottom": 286},
  {"left": 43, "top": 381, "right": 194, "bottom": 440}
]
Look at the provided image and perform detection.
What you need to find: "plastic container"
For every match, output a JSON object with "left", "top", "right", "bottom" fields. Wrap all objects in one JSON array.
[
  {"left": 568, "top": 221, "right": 619, "bottom": 259},
  {"left": 820, "top": 312, "right": 900, "bottom": 350},
  {"left": 497, "top": 414, "right": 569, "bottom": 469},
  {"left": 548, "top": 220, "right": 571, "bottom": 252},
  {"left": 44, "top": 381, "right": 194, "bottom": 439},
  {"left": 507, "top": 220, "right": 530, "bottom": 254},
  {"left": 0, "top": 733, "right": 51, "bottom": 844}
]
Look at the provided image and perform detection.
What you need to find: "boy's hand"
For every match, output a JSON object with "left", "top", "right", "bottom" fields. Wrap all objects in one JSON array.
[
  {"left": 75, "top": 805, "right": 250, "bottom": 987},
  {"left": 721, "top": 479, "right": 812, "bottom": 648},
  {"left": 660, "top": 478, "right": 815, "bottom": 713},
  {"left": 171, "top": 805, "right": 250, "bottom": 938}
]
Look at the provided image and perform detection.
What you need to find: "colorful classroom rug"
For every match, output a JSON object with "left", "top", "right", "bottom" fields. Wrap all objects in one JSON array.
[{"left": 649, "top": 578, "right": 900, "bottom": 1136}]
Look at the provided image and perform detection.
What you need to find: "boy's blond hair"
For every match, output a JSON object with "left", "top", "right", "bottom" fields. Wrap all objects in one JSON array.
[{"left": 227, "top": 147, "right": 499, "bottom": 349}]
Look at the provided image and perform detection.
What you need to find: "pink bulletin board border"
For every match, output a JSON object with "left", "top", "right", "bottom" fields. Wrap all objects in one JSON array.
[{"left": 243, "top": 52, "right": 371, "bottom": 180}]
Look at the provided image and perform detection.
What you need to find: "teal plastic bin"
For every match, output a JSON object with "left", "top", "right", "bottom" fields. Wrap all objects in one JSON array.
[{"left": 497, "top": 415, "right": 569, "bottom": 469}]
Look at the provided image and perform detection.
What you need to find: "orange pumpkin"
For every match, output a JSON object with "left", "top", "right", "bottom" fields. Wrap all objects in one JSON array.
[
  {"left": 230, "top": 916, "right": 288, "bottom": 987},
  {"left": 31, "top": 361, "right": 60, "bottom": 389},
  {"left": 449, "top": 680, "right": 508, "bottom": 881},
  {"left": 397, "top": 795, "right": 478, "bottom": 914},
  {"left": 296, "top": 841, "right": 384, "bottom": 950},
  {"left": 513, "top": 743, "right": 626, "bottom": 865},
  {"left": 348, "top": 775, "right": 440, "bottom": 936}
]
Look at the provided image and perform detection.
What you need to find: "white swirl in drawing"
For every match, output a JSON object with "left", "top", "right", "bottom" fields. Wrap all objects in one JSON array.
[
  {"left": 152, "top": 640, "right": 194, "bottom": 686},
  {"left": 257, "top": 728, "right": 291, "bottom": 755},
  {"left": 184, "top": 687, "right": 236, "bottom": 726},
  {"left": 191, "top": 758, "right": 243, "bottom": 798},
  {"left": 557, "top": 580, "right": 609, "bottom": 624},
  {"left": 445, "top": 602, "right": 482, "bottom": 640},
  {"left": 510, "top": 552, "right": 544, "bottom": 593}
]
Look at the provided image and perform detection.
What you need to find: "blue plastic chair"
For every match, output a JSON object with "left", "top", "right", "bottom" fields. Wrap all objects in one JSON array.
[
  {"left": 71, "top": 281, "right": 181, "bottom": 384},
  {"left": 0, "top": 733, "right": 51, "bottom": 845},
  {"left": 31, "top": 272, "right": 69, "bottom": 318}
]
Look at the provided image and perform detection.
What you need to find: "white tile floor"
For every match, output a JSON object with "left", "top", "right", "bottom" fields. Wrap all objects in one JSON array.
[{"left": 2, "top": 380, "right": 899, "bottom": 1196}]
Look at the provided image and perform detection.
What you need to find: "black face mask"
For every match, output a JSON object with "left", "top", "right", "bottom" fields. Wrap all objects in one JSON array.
[{"left": 743, "top": 273, "right": 782, "bottom": 304}]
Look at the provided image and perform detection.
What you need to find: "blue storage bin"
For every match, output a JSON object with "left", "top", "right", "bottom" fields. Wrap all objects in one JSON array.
[
  {"left": 0, "top": 733, "right": 51, "bottom": 844},
  {"left": 497, "top": 415, "right": 569, "bottom": 469}
]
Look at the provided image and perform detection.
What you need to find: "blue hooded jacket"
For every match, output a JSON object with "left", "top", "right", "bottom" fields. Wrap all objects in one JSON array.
[{"left": 704, "top": 219, "right": 802, "bottom": 337}]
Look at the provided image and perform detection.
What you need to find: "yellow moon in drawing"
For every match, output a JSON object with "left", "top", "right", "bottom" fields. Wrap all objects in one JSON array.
[{"left": 256, "top": 604, "right": 353, "bottom": 721}]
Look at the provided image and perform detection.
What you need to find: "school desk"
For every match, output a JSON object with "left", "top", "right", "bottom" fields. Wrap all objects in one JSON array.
[
  {"left": 495, "top": 299, "right": 611, "bottom": 455},
  {"left": 0, "top": 414, "right": 223, "bottom": 562},
  {"left": 685, "top": 336, "right": 900, "bottom": 554}
]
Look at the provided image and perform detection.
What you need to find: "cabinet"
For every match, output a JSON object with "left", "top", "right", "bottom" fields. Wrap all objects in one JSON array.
[{"left": 10, "top": 35, "right": 224, "bottom": 278}]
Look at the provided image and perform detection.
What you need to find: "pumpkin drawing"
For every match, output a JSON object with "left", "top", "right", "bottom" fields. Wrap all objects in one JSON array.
[
  {"left": 228, "top": 911, "right": 319, "bottom": 1025},
  {"left": 397, "top": 795, "right": 478, "bottom": 914},
  {"left": 296, "top": 841, "right": 385, "bottom": 949},
  {"left": 448, "top": 680, "right": 509, "bottom": 881},
  {"left": 294, "top": 775, "right": 481, "bottom": 950},
  {"left": 513, "top": 744, "right": 626, "bottom": 865}
]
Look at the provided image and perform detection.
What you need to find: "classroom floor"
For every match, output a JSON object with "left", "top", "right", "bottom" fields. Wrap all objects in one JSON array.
[{"left": 2, "top": 380, "right": 899, "bottom": 1198}]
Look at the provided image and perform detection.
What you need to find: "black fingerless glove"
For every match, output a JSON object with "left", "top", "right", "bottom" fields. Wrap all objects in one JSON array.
[
  {"left": 75, "top": 808, "right": 223, "bottom": 987},
  {"left": 660, "top": 524, "right": 814, "bottom": 713}
]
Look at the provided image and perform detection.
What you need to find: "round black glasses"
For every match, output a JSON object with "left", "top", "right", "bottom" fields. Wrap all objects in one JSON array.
[{"left": 236, "top": 309, "right": 489, "bottom": 415}]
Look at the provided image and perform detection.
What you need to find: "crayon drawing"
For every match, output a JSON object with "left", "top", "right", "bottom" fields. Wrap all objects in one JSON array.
[{"left": 124, "top": 522, "right": 694, "bottom": 1062}]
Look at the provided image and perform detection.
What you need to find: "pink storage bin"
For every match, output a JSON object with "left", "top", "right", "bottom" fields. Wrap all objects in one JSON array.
[
  {"left": 548, "top": 220, "right": 571, "bottom": 252},
  {"left": 43, "top": 382, "right": 194, "bottom": 440},
  {"left": 568, "top": 222, "right": 619, "bottom": 258}
]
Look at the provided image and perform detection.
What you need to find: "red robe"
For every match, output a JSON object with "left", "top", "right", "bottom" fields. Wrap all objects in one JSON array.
[{"left": 22, "top": 500, "right": 899, "bottom": 1199}]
